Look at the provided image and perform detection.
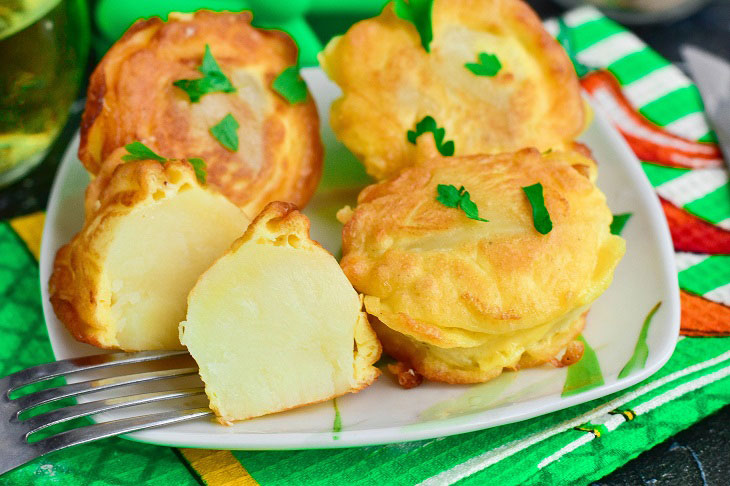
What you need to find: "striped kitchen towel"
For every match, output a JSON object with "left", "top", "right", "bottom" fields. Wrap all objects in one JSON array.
[{"left": 1, "top": 7, "right": 728, "bottom": 486}]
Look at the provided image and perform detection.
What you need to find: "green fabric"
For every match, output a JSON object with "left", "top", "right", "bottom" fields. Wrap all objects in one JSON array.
[
  {"left": 608, "top": 49, "right": 668, "bottom": 85},
  {"left": 0, "top": 222, "right": 198, "bottom": 486},
  {"left": 640, "top": 163, "right": 690, "bottom": 188},
  {"left": 678, "top": 255, "right": 730, "bottom": 296},
  {"left": 1, "top": 6, "right": 729, "bottom": 486},
  {"left": 684, "top": 184, "right": 730, "bottom": 224},
  {"left": 639, "top": 86, "right": 706, "bottom": 127}
]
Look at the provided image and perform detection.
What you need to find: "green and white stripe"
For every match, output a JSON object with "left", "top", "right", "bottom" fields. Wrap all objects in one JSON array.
[
  {"left": 546, "top": 7, "right": 725, "bottom": 229},
  {"left": 418, "top": 348, "right": 730, "bottom": 485}
]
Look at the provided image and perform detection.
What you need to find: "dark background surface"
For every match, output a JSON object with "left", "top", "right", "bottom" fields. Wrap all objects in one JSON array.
[{"left": 1, "top": 1, "right": 728, "bottom": 484}]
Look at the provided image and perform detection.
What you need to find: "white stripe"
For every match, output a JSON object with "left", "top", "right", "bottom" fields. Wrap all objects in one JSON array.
[
  {"left": 655, "top": 168, "right": 728, "bottom": 207},
  {"left": 543, "top": 18, "right": 559, "bottom": 37},
  {"left": 589, "top": 87, "right": 720, "bottom": 160},
  {"left": 622, "top": 65, "right": 692, "bottom": 109},
  {"left": 538, "top": 414, "right": 624, "bottom": 469},
  {"left": 563, "top": 6, "right": 603, "bottom": 27},
  {"left": 675, "top": 252, "right": 708, "bottom": 272},
  {"left": 634, "top": 364, "right": 730, "bottom": 414},
  {"left": 717, "top": 218, "right": 730, "bottom": 231},
  {"left": 538, "top": 364, "right": 730, "bottom": 469},
  {"left": 417, "top": 349, "right": 730, "bottom": 486},
  {"left": 704, "top": 283, "right": 730, "bottom": 307},
  {"left": 576, "top": 31, "right": 645, "bottom": 69},
  {"left": 663, "top": 112, "right": 712, "bottom": 141},
  {"left": 538, "top": 434, "right": 595, "bottom": 469}
]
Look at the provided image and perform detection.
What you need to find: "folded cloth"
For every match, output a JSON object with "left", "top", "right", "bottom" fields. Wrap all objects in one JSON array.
[{"left": 1, "top": 7, "right": 728, "bottom": 486}]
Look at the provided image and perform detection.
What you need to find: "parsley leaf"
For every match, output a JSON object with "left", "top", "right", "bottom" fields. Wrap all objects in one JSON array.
[
  {"left": 122, "top": 141, "right": 207, "bottom": 185},
  {"left": 188, "top": 158, "right": 207, "bottom": 185},
  {"left": 522, "top": 183, "right": 553, "bottom": 234},
  {"left": 272, "top": 66, "right": 308, "bottom": 104},
  {"left": 121, "top": 142, "right": 167, "bottom": 162},
  {"left": 465, "top": 52, "right": 502, "bottom": 77},
  {"left": 210, "top": 113, "right": 239, "bottom": 151},
  {"left": 610, "top": 213, "right": 632, "bottom": 235},
  {"left": 173, "top": 45, "right": 236, "bottom": 103},
  {"left": 407, "top": 116, "right": 455, "bottom": 156},
  {"left": 394, "top": 0, "right": 434, "bottom": 53},
  {"left": 436, "top": 184, "right": 488, "bottom": 222}
]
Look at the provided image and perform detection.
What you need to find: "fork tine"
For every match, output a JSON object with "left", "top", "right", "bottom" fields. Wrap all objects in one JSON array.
[
  {"left": 19, "top": 387, "right": 206, "bottom": 436},
  {"left": 34, "top": 408, "right": 213, "bottom": 457},
  {"left": 4, "top": 350, "right": 189, "bottom": 395},
  {"left": 13, "top": 367, "right": 199, "bottom": 413}
]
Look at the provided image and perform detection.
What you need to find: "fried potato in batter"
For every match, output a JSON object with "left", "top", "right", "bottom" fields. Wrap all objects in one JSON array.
[
  {"left": 180, "top": 202, "right": 381, "bottom": 424},
  {"left": 320, "top": 0, "right": 585, "bottom": 179},
  {"left": 338, "top": 149, "right": 625, "bottom": 383},
  {"left": 49, "top": 160, "right": 250, "bottom": 350},
  {"left": 79, "top": 11, "right": 322, "bottom": 215}
]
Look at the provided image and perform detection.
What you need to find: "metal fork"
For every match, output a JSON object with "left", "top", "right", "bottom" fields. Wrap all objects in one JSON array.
[{"left": 0, "top": 350, "right": 213, "bottom": 475}]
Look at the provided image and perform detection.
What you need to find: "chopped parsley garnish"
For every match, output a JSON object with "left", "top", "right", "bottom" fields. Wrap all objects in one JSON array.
[
  {"left": 522, "top": 183, "right": 553, "bottom": 234},
  {"left": 122, "top": 142, "right": 207, "bottom": 185},
  {"left": 272, "top": 66, "right": 308, "bottom": 104},
  {"left": 210, "top": 113, "right": 239, "bottom": 152},
  {"left": 121, "top": 141, "right": 167, "bottom": 162},
  {"left": 407, "top": 116, "right": 455, "bottom": 156},
  {"left": 394, "top": 0, "right": 434, "bottom": 53},
  {"left": 173, "top": 45, "right": 236, "bottom": 102},
  {"left": 436, "top": 184, "right": 488, "bottom": 222},
  {"left": 610, "top": 213, "right": 632, "bottom": 235},
  {"left": 188, "top": 158, "right": 207, "bottom": 184},
  {"left": 465, "top": 52, "right": 502, "bottom": 77}
]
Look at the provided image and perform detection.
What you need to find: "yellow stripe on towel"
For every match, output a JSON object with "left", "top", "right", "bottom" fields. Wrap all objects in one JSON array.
[
  {"left": 9, "top": 211, "right": 45, "bottom": 261},
  {"left": 179, "top": 449, "right": 259, "bottom": 486}
]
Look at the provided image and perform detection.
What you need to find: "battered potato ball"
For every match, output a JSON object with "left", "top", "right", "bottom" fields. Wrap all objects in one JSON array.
[
  {"left": 79, "top": 11, "right": 322, "bottom": 215},
  {"left": 49, "top": 160, "right": 250, "bottom": 350},
  {"left": 321, "top": 0, "right": 585, "bottom": 179},
  {"left": 338, "top": 149, "right": 625, "bottom": 383},
  {"left": 180, "top": 202, "right": 381, "bottom": 424}
]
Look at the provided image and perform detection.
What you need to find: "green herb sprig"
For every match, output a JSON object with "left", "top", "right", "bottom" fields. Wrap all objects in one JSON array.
[
  {"left": 407, "top": 116, "right": 455, "bottom": 156},
  {"left": 465, "top": 52, "right": 502, "bottom": 77},
  {"left": 122, "top": 142, "right": 207, "bottom": 184},
  {"left": 121, "top": 142, "right": 167, "bottom": 162},
  {"left": 272, "top": 66, "right": 308, "bottom": 104},
  {"left": 394, "top": 0, "right": 434, "bottom": 53},
  {"left": 436, "top": 184, "right": 488, "bottom": 222},
  {"left": 210, "top": 113, "right": 239, "bottom": 152},
  {"left": 173, "top": 45, "right": 236, "bottom": 102},
  {"left": 522, "top": 183, "right": 553, "bottom": 234}
]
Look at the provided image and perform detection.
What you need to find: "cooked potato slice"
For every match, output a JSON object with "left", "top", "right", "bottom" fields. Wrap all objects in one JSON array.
[
  {"left": 50, "top": 160, "right": 250, "bottom": 350},
  {"left": 180, "top": 202, "right": 381, "bottom": 424}
]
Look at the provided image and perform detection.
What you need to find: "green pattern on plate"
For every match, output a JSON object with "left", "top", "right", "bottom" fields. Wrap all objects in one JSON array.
[
  {"left": 619, "top": 302, "right": 662, "bottom": 379},
  {"left": 562, "top": 335, "right": 605, "bottom": 397}
]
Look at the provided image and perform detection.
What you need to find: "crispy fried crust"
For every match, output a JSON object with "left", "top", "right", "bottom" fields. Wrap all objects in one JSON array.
[
  {"left": 374, "top": 313, "right": 586, "bottom": 384},
  {"left": 49, "top": 160, "right": 246, "bottom": 350},
  {"left": 79, "top": 11, "right": 323, "bottom": 215},
  {"left": 339, "top": 148, "right": 625, "bottom": 383},
  {"left": 321, "top": 0, "right": 585, "bottom": 179}
]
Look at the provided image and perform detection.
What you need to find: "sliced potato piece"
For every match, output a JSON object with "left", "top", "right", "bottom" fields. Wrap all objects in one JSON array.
[
  {"left": 180, "top": 202, "right": 381, "bottom": 424},
  {"left": 50, "top": 160, "right": 250, "bottom": 350}
]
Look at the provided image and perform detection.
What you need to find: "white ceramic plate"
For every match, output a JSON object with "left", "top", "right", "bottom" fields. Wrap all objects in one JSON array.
[{"left": 39, "top": 67, "right": 680, "bottom": 450}]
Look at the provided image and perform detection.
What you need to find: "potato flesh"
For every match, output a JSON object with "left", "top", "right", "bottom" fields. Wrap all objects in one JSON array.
[
  {"left": 104, "top": 189, "right": 249, "bottom": 350},
  {"left": 181, "top": 243, "right": 361, "bottom": 422}
]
